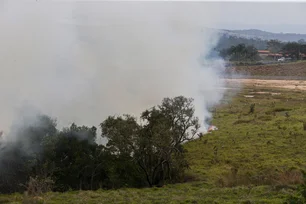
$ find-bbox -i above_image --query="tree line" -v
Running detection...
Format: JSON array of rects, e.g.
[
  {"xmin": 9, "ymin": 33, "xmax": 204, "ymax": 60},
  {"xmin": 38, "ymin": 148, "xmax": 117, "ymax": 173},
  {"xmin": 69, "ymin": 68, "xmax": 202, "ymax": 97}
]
[
  {"xmin": 0, "ymin": 96, "xmax": 200, "ymax": 194},
  {"xmin": 216, "ymin": 35, "xmax": 306, "ymax": 61},
  {"xmin": 218, "ymin": 43, "xmax": 260, "ymax": 62},
  {"xmin": 215, "ymin": 35, "xmax": 268, "ymax": 51}
]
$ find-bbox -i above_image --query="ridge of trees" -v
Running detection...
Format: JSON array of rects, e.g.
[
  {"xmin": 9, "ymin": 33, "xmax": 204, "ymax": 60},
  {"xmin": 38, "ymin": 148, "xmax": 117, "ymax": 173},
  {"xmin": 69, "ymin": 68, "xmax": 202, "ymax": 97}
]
[{"xmin": 216, "ymin": 36, "xmax": 306, "ymax": 61}]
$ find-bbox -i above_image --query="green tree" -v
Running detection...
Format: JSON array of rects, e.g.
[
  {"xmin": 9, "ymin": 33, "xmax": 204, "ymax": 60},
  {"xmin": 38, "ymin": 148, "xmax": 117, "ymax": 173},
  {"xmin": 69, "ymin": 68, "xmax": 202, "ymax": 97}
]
[
  {"xmin": 0, "ymin": 115, "xmax": 57, "ymax": 193},
  {"xmin": 101, "ymin": 96, "xmax": 199, "ymax": 187},
  {"xmin": 220, "ymin": 43, "xmax": 260, "ymax": 61},
  {"xmin": 245, "ymin": 45, "xmax": 260, "ymax": 61},
  {"xmin": 46, "ymin": 123, "xmax": 102, "ymax": 191},
  {"xmin": 282, "ymin": 42, "xmax": 301, "ymax": 60},
  {"xmin": 300, "ymin": 44, "xmax": 306, "ymax": 55},
  {"xmin": 267, "ymin": 39, "xmax": 283, "ymax": 53},
  {"xmin": 298, "ymin": 39, "xmax": 306, "ymax": 45},
  {"xmin": 216, "ymin": 34, "xmax": 268, "ymax": 51}
]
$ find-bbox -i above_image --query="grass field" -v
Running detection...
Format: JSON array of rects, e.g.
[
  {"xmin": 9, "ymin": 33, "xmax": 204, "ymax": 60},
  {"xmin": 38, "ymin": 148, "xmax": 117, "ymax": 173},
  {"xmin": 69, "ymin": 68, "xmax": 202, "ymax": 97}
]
[
  {"xmin": 0, "ymin": 184, "xmax": 292, "ymax": 204},
  {"xmin": 1, "ymin": 84, "xmax": 306, "ymax": 203},
  {"xmin": 185, "ymin": 86, "xmax": 306, "ymax": 187}
]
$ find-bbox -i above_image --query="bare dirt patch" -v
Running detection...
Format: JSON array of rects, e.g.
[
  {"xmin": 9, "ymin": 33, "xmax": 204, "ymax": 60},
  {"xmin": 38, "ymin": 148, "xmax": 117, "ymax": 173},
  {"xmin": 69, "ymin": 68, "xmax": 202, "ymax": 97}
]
[{"xmin": 225, "ymin": 79, "xmax": 306, "ymax": 90}]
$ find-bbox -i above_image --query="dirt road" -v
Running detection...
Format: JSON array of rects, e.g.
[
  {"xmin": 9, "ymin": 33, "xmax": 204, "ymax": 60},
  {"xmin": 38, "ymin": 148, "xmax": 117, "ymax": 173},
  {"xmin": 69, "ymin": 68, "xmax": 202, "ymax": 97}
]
[{"xmin": 225, "ymin": 79, "xmax": 306, "ymax": 90}]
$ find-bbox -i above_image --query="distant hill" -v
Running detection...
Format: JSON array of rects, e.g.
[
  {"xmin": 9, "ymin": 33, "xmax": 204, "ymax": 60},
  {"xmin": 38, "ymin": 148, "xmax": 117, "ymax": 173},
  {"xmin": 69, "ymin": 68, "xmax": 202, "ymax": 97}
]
[
  {"xmin": 215, "ymin": 32, "xmax": 268, "ymax": 51},
  {"xmin": 219, "ymin": 29, "xmax": 306, "ymax": 42}
]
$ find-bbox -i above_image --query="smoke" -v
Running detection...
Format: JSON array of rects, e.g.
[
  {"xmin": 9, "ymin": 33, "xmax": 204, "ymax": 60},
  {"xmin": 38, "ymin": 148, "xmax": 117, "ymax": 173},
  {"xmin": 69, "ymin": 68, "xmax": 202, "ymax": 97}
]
[{"xmin": 0, "ymin": 2, "xmax": 226, "ymax": 140}]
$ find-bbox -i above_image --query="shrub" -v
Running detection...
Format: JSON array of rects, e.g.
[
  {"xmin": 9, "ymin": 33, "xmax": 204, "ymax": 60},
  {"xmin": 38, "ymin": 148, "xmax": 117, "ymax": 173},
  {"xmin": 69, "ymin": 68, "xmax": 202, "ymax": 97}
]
[
  {"xmin": 249, "ymin": 104, "xmax": 255, "ymax": 114},
  {"xmin": 25, "ymin": 176, "xmax": 54, "ymax": 196},
  {"xmin": 285, "ymin": 171, "xmax": 306, "ymax": 204}
]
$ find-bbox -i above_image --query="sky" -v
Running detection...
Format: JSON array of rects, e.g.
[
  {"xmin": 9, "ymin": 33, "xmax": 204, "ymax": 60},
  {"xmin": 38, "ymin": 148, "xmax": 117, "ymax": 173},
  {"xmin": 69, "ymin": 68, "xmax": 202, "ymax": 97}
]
[
  {"xmin": 210, "ymin": 2, "xmax": 306, "ymax": 33},
  {"xmin": 1, "ymin": 1, "xmax": 306, "ymax": 33},
  {"xmin": 37, "ymin": 1, "xmax": 306, "ymax": 33},
  {"xmin": 72, "ymin": 1, "xmax": 305, "ymax": 34},
  {"xmin": 0, "ymin": 1, "xmax": 225, "ymax": 134}
]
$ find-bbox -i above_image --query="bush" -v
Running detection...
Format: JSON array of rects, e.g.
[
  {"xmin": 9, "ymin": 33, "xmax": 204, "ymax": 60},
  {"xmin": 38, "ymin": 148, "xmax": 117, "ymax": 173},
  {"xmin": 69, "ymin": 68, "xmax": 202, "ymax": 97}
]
[
  {"xmin": 285, "ymin": 171, "xmax": 306, "ymax": 204},
  {"xmin": 25, "ymin": 176, "xmax": 54, "ymax": 196},
  {"xmin": 249, "ymin": 104, "xmax": 255, "ymax": 114}
]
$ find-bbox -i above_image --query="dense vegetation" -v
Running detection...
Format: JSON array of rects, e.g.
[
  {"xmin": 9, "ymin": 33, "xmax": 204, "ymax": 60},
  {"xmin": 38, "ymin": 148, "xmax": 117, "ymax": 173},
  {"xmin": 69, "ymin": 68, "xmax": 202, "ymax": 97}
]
[
  {"xmin": 216, "ymin": 35, "xmax": 306, "ymax": 61},
  {"xmin": 219, "ymin": 43, "xmax": 260, "ymax": 62},
  {"xmin": 2, "ymin": 85, "xmax": 306, "ymax": 203},
  {"xmin": 0, "ymin": 96, "xmax": 200, "ymax": 194},
  {"xmin": 216, "ymin": 35, "xmax": 268, "ymax": 50}
]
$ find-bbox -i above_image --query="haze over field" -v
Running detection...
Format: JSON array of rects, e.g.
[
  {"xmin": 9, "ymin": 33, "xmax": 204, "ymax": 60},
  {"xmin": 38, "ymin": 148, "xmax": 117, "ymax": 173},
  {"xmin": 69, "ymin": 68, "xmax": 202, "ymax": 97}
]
[
  {"xmin": 0, "ymin": 1, "xmax": 227, "ymax": 137},
  {"xmin": 1, "ymin": 1, "xmax": 305, "ymax": 138}
]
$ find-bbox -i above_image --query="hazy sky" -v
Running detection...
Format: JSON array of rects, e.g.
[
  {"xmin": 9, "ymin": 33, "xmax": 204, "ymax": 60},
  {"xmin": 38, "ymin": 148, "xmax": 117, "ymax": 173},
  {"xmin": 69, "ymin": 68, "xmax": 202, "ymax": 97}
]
[
  {"xmin": 0, "ymin": 0, "xmax": 226, "ymax": 133},
  {"xmin": 37, "ymin": 1, "xmax": 306, "ymax": 33},
  {"xmin": 0, "ymin": 0, "xmax": 305, "ymax": 135},
  {"xmin": 211, "ymin": 2, "xmax": 306, "ymax": 33},
  {"xmin": 1, "ymin": 1, "xmax": 306, "ymax": 33}
]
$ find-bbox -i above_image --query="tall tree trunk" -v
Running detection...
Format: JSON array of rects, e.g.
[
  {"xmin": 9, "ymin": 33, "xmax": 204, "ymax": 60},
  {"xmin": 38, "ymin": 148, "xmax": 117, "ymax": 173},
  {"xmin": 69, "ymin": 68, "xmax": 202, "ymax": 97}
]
[
  {"xmin": 137, "ymin": 161, "xmax": 152, "ymax": 187},
  {"xmin": 79, "ymin": 179, "xmax": 82, "ymax": 191},
  {"xmin": 90, "ymin": 173, "xmax": 94, "ymax": 190}
]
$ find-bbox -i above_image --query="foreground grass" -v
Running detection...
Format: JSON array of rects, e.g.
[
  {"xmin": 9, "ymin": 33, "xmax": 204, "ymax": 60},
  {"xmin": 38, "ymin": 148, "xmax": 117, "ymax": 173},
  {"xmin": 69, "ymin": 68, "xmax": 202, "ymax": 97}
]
[
  {"xmin": 1, "ymin": 85, "xmax": 306, "ymax": 203},
  {"xmin": 0, "ymin": 184, "xmax": 294, "ymax": 203}
]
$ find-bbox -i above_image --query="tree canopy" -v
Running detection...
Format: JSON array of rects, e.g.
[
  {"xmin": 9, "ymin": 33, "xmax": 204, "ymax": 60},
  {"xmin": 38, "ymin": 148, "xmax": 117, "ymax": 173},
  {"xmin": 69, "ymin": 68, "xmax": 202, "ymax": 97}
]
[
  {"xmin": 219, "ymin": 44, "xmax": 260, "ymax": 61},
  {"xmin": 101, "ymin": 96, "xmax": 199, "ymax": 187},
  {"xmin": 216, "ymin": 36, "xmax": 306, "ymax": 62},
  {"xmin": 267, "ymin": 40, "xmax": 284, "ymax": 53},
  {"xmin": 282, "ymin": 42, "xmax": 306, "ymax": 60},
  {"xmin": 0, "ymin": 96, "xmax": 199, "ymax": 194}
]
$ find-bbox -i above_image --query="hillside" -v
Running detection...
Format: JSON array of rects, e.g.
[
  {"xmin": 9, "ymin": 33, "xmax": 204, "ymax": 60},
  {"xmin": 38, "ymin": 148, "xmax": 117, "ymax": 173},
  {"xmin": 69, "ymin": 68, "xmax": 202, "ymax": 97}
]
[
  {"xmin": 185, "ymin": 85, "xmax": 306, "ymax": 186},
  {"xmin": 2, "ymin": 84, "xmax": 306, "ymax": 203},
  {"xmin": 219, "ymin": 29, "xmax": 306, "ymax": 42},
  {"xmin": 213, "ymin": 28, "xmax": 306, "ymax": 51}
]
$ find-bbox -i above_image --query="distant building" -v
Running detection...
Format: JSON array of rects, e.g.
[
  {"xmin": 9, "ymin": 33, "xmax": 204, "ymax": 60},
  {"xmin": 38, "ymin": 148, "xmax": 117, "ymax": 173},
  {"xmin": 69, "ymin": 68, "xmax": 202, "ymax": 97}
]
[
  {"xmin": 258, "ymin": 50, "xmax": 270, "ymax": 59},
  {"xmin": 268, "ymin": 53, "xmax": 283, "ymax": 60},
  {"xmin": 258, "ymin": 50, "xmax": 284, "ymax": 60}
]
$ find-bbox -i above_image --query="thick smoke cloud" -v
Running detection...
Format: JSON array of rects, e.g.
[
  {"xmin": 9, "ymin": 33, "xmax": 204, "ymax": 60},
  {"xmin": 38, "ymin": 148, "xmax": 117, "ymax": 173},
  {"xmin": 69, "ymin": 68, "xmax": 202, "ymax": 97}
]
[{"xmin": 0, "ymin": 2, "xmax": 226, "ymax": 139}]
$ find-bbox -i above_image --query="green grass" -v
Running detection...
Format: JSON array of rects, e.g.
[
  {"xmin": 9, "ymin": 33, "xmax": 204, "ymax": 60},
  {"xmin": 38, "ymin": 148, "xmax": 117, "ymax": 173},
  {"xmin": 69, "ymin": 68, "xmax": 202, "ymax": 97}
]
[
  {"xmin": 185, "ymin": 86, "xmax": 306, "ymax": 188},
  {"xmin": 1, "ymin": 86, "xmax": 306, "ymax": 203},
  {"xmin": 0, "ymin": 184, "xmax": 294, "ymax": 203}
]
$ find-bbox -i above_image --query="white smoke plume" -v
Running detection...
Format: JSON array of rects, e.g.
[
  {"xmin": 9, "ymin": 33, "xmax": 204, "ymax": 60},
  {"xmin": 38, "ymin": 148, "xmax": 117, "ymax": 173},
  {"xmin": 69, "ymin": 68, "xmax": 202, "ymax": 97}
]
[{"xmin": 0, "ymin": 1, "xmax": 226, "ymax": 140}]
